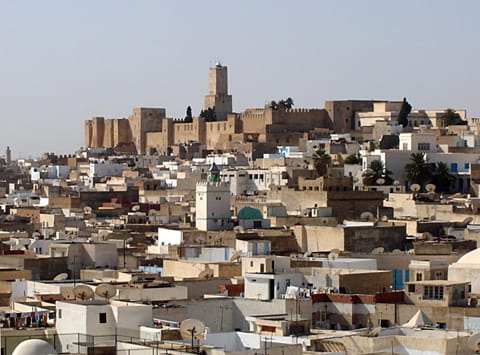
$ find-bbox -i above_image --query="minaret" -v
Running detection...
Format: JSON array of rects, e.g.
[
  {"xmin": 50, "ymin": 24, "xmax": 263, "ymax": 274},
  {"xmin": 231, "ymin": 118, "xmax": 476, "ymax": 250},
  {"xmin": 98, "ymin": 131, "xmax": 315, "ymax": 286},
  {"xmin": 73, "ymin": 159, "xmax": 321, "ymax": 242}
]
[
  {"xmin": 195, "ymin": 163, "xmax": 231, "ymax": 231},
  {"xmin": 204, "ymin": 63, "xmax": 233, "ymax": 121},
  {"xmin": 5, "ymin": 146, "xmax": 11, "ymax": 164}
]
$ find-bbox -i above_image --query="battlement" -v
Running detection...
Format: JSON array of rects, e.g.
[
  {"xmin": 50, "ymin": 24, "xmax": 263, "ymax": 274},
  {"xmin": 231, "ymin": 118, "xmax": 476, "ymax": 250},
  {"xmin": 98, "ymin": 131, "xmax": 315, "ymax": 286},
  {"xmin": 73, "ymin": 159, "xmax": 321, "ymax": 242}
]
[
  {"xmin": 196, "ymin": 181, "xmax": 230, "ymax": 188},
  {"xmin": 284, "ymin": 108, "xmax": 322, "ymax": 113}
]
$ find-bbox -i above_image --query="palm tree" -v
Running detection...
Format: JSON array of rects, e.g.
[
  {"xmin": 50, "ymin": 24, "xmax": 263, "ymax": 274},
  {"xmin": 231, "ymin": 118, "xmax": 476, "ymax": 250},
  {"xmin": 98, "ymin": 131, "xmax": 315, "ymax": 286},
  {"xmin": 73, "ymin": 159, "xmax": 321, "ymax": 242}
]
[
  {"xmin": 404, "ymin": 153, "xmax": 433, "ymax": 188},
  {"xmin": 432, "ymin": 162, "xmax": 455, "ymax": 193},
  {"xmin": 312, "ymin": 149, "xmax": 331, "ymax": 176},
  {"xmin": 363, "ymin": 160, "xmax": 393, "ymax": 186}
]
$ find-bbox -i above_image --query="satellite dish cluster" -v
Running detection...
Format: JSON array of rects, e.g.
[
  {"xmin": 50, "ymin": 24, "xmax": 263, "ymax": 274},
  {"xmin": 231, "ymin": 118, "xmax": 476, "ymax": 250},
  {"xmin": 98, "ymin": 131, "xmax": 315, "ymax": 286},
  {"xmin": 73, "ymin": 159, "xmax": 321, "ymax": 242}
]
[{"xmin": 72, "ymin": 284, "xmax": 117, "ymax": 301}]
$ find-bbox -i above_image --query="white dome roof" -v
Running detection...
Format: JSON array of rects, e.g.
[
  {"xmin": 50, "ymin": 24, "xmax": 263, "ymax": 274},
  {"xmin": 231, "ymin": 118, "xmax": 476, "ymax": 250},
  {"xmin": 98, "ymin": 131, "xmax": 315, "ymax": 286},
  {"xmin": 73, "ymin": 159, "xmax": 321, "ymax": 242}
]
[
  {"xmin": 456, "ymin": 248, "xmax": 480, "ymax": 265},
  {"xmin": 12, "ymin": 339, "xmax": 57, "ymax": 355}
]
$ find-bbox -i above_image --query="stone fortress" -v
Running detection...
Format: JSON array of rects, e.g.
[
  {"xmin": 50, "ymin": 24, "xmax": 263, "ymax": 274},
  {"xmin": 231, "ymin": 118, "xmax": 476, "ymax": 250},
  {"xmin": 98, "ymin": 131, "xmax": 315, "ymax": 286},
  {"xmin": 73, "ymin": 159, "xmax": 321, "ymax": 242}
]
[{"xmin": 85, "ymin": 64, "xmax": 384, "ymax": 156}]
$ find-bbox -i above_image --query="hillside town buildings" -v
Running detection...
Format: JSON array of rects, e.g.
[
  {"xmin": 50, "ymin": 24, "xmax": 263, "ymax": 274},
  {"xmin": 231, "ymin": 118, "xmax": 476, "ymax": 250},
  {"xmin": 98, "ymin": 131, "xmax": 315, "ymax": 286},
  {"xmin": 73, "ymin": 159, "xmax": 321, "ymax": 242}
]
[{"xmin": 4, "ymin": 65, "xmax": 480, "ymax": 354}]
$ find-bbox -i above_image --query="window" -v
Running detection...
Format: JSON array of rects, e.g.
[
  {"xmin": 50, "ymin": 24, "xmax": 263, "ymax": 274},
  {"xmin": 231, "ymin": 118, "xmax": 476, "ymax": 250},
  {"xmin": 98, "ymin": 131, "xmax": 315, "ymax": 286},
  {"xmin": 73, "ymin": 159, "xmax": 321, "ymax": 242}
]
[
  {"xmin": 408, "ymin": 285, "xmax": 415, "ymax": 293},
  {"xmin": 416, "ymin": 272, "xmax": 423, "ymax": 281},
  {"xmin": 58, "ymin": 309, "xmax": 62, "ymax": 319},
  {"xmin": 253, "ymin": 221, "xmax": 262, "ymax": 228},
  {"xmin": 99, "ymin": 312, "xmax": 107, "ymax": 323},
  {"xmin": 418, "ymin": 143, "xmax": 430, "ymax": 151},
  {"xmin": 465, "ymin": 163, "xmax": 470, "ymax": 170},
  {"xmin": 423, "ymin": 285, "xmax": 444, "ymax": 300},
  {"xmin": 450, "ymin": 163, "xmax": 458, "ymax": 173}
]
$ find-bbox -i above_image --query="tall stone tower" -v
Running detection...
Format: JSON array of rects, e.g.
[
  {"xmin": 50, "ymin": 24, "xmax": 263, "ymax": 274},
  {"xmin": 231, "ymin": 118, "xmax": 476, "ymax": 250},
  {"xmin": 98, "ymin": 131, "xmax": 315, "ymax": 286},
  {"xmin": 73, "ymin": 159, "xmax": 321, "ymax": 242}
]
[
  {"xmin": 204, "ymin": 63, "xmax": 233, "ymax": 121},
  {"xmin": 5, "ymin": 146, "xmax": 11, "ymax": 164},
  {"xmin": 195, "ymin": 163, "xmax": 231, "ymax": 231}
]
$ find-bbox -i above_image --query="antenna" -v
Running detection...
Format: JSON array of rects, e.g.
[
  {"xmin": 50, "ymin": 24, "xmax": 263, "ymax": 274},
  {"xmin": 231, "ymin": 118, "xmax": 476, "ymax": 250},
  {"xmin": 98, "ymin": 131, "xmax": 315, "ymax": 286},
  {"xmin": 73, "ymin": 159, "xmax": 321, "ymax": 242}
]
[
  {"xmin": 73, "ymin": 285, "xmax": 94, "ymax": 300},
  {"xmin": 328, "ymin": 251, "xmax": 339, "ymax": 260},
  {"xmin": 131, "ymin": 205, "xmax": 141, "ymax": 212},
  {"xmin": 53, "ymin": 273, "xmax": 69, "ymax": 281},
  {"xmin": 229, "ymin": 250, "xmax": 242, "ymax": 262},
  {"xmin": 360, "ymin": 211, "xmax": 375, "ymax": 221},
  {"xmin": 410, "ymin": 184, "xmax": 421, "ymax": 192},
  {"xmin": 95, "ymin": 284, "xmax": 117, "ymax": 299},
  {"xmin": 467, "ymin": 332, "xmax": 480, "ymax": 352},
  {"xmin": 367, "ymin": 326, "xmax": 382, "ymax": 337},
  {"xmin": 371, "ymin": 247, "xmax": 384, "ymax": 254},
  {"xmin": 421, "ymin": 232, "xmax": 434, "ymax": 241},
  {"xmin": 180, "ymin": 318, "xmax": 206, "ymax": 349},
  {"xmin": 198, "ymin": 268, "xmax": 214, "ymax": 279}
]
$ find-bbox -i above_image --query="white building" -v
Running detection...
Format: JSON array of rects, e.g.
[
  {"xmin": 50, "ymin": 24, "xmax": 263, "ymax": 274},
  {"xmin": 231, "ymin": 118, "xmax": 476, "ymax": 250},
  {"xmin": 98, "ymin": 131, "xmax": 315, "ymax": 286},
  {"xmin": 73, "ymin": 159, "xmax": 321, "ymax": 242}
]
[
  {"xmin": 56, "ymin": 300, "xmax": 153, "ymax": 353},
  {"xmin": 195, "ymin": 164, "xmax": 232, "ymax": 231}
]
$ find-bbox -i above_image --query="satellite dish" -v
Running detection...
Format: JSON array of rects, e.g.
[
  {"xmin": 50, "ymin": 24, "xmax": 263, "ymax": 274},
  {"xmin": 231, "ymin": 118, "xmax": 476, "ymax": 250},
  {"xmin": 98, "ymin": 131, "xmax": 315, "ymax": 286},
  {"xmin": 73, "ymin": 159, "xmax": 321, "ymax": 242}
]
[
  {"xmin": 328, "ymin": 252, "xmax": 339, "ymax": 260},
  {"xmin": 180, "ymin": 318, "xmax": 206, "ymax": 348},
  {"xmin": 83, "ymin": 206, "xmax": 92, "ymax": 214},
  {"xmin": 421, "ymin": 232, "xmax": 434, "ymax": 241},
  {"xmin": 376, "ymin": 178, "xmax": 385, "ymax": 186},
  {"xmin": 456, "ymin": 216, "xmax": 474, "ymax": 227},
  {"xmin": 392, "ymin": 249, "xmax": 402, "ymax": 255},
  {"xmin": 229, "ymin": 250, "xmax": 242, "ymax": 262},
  {"xmin": 367, "ymin": 326, "xmax": 382, "ymax": 337},
  {"xmin": 131, "ymin": 205, "xmax": 141, "ymax": 212},
  {"xmin": 360, "ymin": 211, "xmax": 375, "ymax": 221},
  {"xmin": 393, "ymin": 180, "xmax": 400, "ymax": 186},
  {"xmin": 198, "ymin": 268, "xmax": 214, "ymax": 279},
  {"xmin": 73, "ymin": 285, "xmax": 94, "ymax": 300},
  {"xmin": 426, "ymin": 184, "xmax": 436, "ymax": 193},
  {"xmin": 213, "ymin": 232, "xmax": 224, "ymax": 244},
  {"xmin": 196, "ymin": 236, "xmax": 206, "ymax": 244},
  {"xmin": 371, "ymin": 247, "xmax": 384, "ymax": 254},
  {"xmin": 468, "ymin": 332, "xmax": 480, "ymax": 352},
  {"xmin": 53, "ymin": 273, "xmax": 68, "ymax": 281},
  {"xmin": 95, "ymin": 284, "xmax": 117, "ymax": 299},
  {"xmin": 410, "ymin": 184, "xmax": 421, "ymax": 192}
]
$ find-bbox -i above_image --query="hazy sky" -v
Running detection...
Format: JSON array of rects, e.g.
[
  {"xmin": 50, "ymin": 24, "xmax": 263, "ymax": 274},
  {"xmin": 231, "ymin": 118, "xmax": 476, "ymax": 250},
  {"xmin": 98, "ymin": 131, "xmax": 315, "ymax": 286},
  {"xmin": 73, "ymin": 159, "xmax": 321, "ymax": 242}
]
[{"xmin": 1, "ymin": 1, "xmax": 479, "ymax": 158}]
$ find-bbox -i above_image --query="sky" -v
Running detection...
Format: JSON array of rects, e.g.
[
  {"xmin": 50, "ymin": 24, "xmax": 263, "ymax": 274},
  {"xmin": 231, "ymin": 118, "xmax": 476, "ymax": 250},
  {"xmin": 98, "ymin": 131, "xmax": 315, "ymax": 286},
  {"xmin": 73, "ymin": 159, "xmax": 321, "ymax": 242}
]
[{"xmin": 1, "ymin": 1, "xmax": 479, "ymax": 158}]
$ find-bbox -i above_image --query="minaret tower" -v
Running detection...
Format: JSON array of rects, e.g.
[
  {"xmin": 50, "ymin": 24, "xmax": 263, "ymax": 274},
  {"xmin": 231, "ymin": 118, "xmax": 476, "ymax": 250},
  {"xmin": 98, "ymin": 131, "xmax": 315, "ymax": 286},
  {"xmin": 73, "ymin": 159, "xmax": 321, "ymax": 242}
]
[{"xmin": 195, "ymin": 163, "xmax": 231, "ymax": 231}]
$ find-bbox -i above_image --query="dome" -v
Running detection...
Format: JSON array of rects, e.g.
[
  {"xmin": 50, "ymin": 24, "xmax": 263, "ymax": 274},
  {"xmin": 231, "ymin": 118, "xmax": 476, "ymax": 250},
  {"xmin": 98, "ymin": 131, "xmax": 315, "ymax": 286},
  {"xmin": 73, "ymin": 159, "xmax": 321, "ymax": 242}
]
[
  {"xmin": 237, "ymin": 206, "xmax": 262, "ymax": 220},
  {"xmin": 455, "ymin": 248, "xmax": 480, "ymax": 265},
  {"xmin": 12, "ymin": 339, "xmax": 57, "ymax": 355}
]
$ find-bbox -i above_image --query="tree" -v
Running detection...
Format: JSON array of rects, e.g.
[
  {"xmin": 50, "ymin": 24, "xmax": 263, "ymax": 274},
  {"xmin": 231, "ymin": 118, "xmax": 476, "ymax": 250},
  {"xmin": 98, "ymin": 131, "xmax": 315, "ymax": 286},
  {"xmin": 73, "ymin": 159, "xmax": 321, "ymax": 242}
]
[
  {"xmin": 312, "ymin": 149, "xmax": 331, "ymax": 176},
  {"xmin": 440, "ymin": 108, "xmax": 466, "ymax": 127},
  {"xmin": 363, "ymin": 160, "xmax": 393, "ymax": 186},
  {"xmin": 270, "ymin": 97, "xmax": 294, "ymax": 110},
  {"xmin": 432, "ymin": 161, "xmax": 455, "ymax": 193},
  {"xmin": 404, "ymin": 153, "xmax": 433, "ymax": 187},
  {"xmin": 284, "ymin": 97, "xmax": 294, "ymax": 109},
  {"xmin": 397, "ymin": 97, "xmax": 412, "ymax": 128},
  {"xmin": 344, "ymin": 154, "xmax": 360, "ymax": 165},
  {"xmin": 184, "ymin": 106, "xmax": 193, "ymax": 122},
  {"xmin": 200, "ymin": 107, "xmax": 216, "ymax": 122}
]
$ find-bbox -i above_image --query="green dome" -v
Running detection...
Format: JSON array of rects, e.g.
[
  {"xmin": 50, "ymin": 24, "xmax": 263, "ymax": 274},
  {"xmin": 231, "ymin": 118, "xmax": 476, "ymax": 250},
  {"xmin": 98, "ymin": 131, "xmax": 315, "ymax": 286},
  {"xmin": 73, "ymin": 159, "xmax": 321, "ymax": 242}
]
[{"xmin": 237, "ymin": 206, "xmax": 262, "ymax": 220}]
